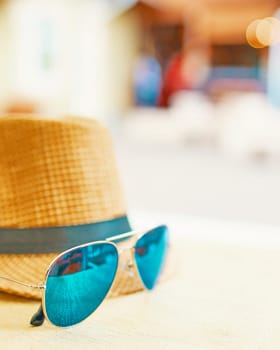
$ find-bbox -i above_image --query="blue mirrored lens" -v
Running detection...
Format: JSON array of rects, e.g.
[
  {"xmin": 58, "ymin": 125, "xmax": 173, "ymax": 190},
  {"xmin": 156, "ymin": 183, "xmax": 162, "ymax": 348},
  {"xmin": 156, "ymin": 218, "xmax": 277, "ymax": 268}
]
[
  {"xmin": 134, "ymin": 226, "xmax": 169, "ymax": 290},
  {"xmin": 44, "ymin": 242, "xmax": 118, "ymax": 327}
]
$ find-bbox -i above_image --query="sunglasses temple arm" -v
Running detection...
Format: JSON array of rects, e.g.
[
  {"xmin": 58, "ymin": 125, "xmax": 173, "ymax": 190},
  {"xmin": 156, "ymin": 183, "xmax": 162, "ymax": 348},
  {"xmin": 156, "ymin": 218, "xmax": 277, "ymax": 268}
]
[
  {"xmin": 30, "ymin": 304, "xmax": 45, "ymax": 327},
  {"xmin": 106, "ymin": 231, "xmax": 136, "ymax": 242}
]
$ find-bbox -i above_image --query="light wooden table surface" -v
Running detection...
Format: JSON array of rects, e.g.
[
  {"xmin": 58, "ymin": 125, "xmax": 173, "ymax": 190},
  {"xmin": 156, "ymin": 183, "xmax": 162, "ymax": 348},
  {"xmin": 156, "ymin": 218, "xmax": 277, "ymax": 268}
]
[{"xmin": 1, "ymin": 214, "xmax": 280, "ymax": 349}]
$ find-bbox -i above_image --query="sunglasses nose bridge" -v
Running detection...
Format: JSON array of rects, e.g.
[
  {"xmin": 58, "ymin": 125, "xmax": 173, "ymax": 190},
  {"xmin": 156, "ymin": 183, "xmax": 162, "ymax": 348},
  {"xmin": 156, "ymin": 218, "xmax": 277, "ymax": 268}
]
[{"xmin": 118, "ymin": 246, "xmax": 136, "ymax": 276}]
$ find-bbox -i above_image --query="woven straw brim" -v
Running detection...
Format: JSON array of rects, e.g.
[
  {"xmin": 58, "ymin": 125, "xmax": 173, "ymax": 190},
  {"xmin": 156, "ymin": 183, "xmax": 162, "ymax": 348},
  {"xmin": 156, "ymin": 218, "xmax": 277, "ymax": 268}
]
[
  {"xmin": 0, "ymin": 241, "xmax": 174, "ymax": 299},
  {"xmin": 0, "ymin": 249, "xmax": 144, "ymax": 300}
]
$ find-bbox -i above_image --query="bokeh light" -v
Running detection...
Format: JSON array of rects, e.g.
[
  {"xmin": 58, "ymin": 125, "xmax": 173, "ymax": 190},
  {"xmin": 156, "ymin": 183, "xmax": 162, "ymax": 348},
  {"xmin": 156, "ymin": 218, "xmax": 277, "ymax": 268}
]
[
  {"xmin": 246, "ymin": 20, "xmax": 265, "ymax": 49},
  {"xmin": 247, "ymin": 17, "xmax": 280, "ymax": 48}
]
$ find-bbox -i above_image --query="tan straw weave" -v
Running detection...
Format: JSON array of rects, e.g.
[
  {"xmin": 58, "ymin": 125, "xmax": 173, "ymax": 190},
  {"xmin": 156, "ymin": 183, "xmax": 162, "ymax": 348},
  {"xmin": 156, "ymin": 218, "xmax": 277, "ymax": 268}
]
[{"xmin": 0, "ymin": 115, "xmax": 148, "ymax": 299}]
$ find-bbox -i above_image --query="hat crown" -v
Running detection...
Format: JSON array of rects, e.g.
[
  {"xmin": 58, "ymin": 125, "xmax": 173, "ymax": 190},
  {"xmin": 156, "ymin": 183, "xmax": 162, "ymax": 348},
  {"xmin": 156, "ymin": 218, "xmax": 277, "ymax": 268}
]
[{"xmin": 0, "ymin": 116, "xmax": 126, "ymax": 228}]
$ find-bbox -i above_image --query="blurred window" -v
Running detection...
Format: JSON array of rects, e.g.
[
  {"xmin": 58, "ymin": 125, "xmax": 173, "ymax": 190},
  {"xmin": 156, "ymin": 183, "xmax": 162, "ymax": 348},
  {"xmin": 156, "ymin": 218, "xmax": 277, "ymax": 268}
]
[
  {"xmin": 212, "ymin": 45, "xmax": 259, "ymax": 67},
  {"xmin": 211, "ymin": 44, "xmax": 263, "ymax": 80}
]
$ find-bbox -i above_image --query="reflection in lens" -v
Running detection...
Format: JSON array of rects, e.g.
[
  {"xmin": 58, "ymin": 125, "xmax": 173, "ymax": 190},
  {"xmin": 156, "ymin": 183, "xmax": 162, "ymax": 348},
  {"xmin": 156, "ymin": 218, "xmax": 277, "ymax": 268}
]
[
  {"xmin": 44, "ymin": 242, "xmax": 118, "ymax": 327},
  {"xmin": 135, "ymin": 226, "xmax": 169, "ymax": 290}
]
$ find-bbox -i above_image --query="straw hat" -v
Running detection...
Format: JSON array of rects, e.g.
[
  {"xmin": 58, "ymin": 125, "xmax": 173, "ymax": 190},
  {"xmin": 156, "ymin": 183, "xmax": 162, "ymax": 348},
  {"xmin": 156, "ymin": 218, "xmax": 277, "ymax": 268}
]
[{"xmin": 0, "ymin": 115, "xmax": 145, "ymax": 299}]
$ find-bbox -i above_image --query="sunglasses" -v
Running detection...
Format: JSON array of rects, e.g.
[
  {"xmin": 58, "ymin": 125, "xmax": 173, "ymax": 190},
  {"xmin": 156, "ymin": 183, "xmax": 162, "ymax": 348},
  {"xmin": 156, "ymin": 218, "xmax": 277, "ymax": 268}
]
[{"xmin": 0, "ymin": 225, "xmax": 169, "ymax": 328}]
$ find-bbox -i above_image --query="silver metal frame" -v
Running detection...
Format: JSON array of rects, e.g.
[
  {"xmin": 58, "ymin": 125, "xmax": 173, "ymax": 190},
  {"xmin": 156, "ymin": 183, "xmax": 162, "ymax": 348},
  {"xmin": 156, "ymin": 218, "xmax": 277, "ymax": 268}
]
[
  {"xmin": 0, "ymin": 226, "xmax": 166, "ymax": 327},
  {"xmin": 0, "ymin": 275, "xmax": 45, "ymax": 290}
]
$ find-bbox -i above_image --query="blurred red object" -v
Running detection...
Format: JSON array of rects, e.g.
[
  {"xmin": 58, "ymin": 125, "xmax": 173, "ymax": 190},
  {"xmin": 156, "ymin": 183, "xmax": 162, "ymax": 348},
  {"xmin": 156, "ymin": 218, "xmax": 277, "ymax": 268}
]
[{"xmin": 158, "ymin": 53, "xmax": 190, "ymax": 107}]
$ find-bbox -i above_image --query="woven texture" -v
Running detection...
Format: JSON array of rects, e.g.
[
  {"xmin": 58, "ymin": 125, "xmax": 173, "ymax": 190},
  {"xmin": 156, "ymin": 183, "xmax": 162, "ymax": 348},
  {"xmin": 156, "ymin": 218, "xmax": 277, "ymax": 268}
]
[
  {"xmin": 0, "ymin": 116, "xmax": 126, "ymax": 227},
  {"xmin": 0, "ymin": 243, "xmax": 173, "ymax": 299},
  {"xmin": 0, "ymin": 115, "xmax": 147, "ymax": 298},
  {"xmin": 0, "ymin": 251, "xmax": 145, "ymax": 299}
]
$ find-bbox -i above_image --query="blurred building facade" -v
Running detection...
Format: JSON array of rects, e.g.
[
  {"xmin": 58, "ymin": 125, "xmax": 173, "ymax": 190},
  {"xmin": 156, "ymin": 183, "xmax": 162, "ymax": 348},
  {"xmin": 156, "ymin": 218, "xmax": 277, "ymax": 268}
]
[
  {"xmin": 109, "ymin": 0, "xmax": 280, "ymax": 110},
  {"xmin": 0, "ymin": 0, "xmax": 278, "ymax": 117}
]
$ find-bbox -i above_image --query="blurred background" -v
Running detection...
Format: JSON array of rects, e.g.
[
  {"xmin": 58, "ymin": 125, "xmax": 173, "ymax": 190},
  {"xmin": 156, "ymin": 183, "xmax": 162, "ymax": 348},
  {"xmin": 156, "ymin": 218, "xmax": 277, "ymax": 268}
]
[{"xmin": 1, "ymin": 0, "xmax": 280, "ymax": 226}]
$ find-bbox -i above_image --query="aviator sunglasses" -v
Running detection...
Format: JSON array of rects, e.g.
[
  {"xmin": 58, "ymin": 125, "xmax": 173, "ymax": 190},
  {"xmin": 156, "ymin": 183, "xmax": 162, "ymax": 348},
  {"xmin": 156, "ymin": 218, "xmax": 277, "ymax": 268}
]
[{"xmin": 0, "ymin": 225, "xmax": 169, "ymax": 328}]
